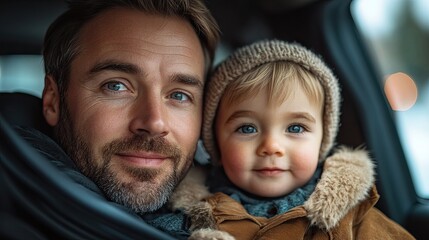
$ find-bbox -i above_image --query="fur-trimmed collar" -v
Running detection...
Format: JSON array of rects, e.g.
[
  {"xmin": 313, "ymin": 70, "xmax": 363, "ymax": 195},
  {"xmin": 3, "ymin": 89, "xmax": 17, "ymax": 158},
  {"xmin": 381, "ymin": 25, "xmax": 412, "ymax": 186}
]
[
  {"xmin": 169, "ymin": 146, "xmax": 374, "ymax": 231},
  {"xmin": 303, "ymin": 146, "xmax": 374, "ymax": 229}
]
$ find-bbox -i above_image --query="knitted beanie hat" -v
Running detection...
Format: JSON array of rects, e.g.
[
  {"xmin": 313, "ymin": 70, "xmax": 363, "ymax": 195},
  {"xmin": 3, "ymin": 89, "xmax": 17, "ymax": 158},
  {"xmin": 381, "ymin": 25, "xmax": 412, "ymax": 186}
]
[{"xmin": 202, "ymin": 39, "xmax": 340, "ymax": 165}]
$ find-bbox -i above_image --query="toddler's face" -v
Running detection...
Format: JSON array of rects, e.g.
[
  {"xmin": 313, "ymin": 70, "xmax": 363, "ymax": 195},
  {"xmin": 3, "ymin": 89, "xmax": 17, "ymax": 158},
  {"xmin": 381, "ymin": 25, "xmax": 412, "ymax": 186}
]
[{"xmin": 215, "ymin": 85, "xmax": 323, "ymax": 197}]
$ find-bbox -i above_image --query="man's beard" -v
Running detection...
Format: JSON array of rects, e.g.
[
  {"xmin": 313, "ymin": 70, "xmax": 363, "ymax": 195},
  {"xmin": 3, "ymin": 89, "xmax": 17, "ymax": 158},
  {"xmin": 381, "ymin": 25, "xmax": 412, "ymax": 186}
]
[{"xmin": 54, "ymin": 103, "xmax": 194, "ymax": 214}]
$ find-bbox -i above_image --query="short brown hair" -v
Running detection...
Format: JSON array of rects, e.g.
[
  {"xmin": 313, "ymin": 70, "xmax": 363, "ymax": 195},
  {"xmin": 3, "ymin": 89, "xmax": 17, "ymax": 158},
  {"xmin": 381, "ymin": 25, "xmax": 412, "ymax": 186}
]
[
  {"xmin": 43, "ymin": 0, "xmax": 220, "ymax": 95},
  {"xmin": 221, "ymin": 61, "xmax": 324, "ymax": 110}
]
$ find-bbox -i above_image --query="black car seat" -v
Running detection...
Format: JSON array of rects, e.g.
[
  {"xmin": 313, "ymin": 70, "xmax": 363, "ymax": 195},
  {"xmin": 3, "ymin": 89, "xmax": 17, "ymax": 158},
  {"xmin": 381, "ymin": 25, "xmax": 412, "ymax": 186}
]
[{"xmin": 0, "ymin": 92, "xmax": 52, "ymax": 136}]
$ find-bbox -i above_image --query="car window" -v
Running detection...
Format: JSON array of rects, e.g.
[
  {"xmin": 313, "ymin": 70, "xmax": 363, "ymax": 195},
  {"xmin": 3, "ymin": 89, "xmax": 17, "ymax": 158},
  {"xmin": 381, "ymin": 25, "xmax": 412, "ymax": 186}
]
[
  {"xmin": 352, "ymin": 0, "xmax": 429, "ymax": 199},
  {"xmin": 0, "ymin": 55, "xmax": 44, "ymax": 97}
]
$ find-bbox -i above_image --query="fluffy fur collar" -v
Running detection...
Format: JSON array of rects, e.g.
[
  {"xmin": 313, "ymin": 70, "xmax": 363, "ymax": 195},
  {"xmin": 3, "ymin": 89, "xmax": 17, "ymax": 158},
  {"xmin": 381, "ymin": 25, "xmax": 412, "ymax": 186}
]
[
  {"xmin": 169, "ymin": 146, "xmax": 374, "ymax": 231},
  {"xmin": 303, "ymin": 146, "xmax": 374, "ymax": 229}
]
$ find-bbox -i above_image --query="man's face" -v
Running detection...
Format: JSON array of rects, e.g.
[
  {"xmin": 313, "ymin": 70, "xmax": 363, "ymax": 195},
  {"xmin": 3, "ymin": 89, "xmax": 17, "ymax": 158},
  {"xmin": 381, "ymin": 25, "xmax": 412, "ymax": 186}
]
[{"xmin": 50, "ymin": 8, "xmax": 205, "ymax": 213}]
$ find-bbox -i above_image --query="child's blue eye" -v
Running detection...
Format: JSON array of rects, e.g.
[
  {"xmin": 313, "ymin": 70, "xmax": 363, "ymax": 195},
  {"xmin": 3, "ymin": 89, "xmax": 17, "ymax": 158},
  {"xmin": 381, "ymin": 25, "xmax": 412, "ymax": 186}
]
[
  {"xmin": 287, "ymin": 125, "xmax": 304, "ymax": 133},
  {"xmin": 237, "ymin": 125, "xmax": 257, "ymax": 134}
]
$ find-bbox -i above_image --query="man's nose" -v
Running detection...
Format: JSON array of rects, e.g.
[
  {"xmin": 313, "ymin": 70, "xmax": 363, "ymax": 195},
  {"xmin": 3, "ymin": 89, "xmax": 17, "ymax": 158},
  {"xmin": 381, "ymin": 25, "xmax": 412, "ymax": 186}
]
[
  {"xmin": 129, "ymin": 95, "xmax": 168, "ymax": 137},
  {"xmin": 256, "ymin": 133, "xmax": 285, "ymax": 157}
]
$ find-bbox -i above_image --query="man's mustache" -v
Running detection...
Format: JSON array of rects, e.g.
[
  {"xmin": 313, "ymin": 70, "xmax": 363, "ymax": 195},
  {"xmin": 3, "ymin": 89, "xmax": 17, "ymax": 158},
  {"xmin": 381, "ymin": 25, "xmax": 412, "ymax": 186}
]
[{"xmin": 102, "ymin": 135, "xmax": 182, "ymax": 161}]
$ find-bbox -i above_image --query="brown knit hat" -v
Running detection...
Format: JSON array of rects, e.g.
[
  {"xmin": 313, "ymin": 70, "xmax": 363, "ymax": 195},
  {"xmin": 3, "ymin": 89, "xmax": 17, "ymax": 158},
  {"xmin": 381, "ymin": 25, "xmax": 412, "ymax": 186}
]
[{"xmin": 202, "ymin": 40, "xmax": 340, "ymax": 165}]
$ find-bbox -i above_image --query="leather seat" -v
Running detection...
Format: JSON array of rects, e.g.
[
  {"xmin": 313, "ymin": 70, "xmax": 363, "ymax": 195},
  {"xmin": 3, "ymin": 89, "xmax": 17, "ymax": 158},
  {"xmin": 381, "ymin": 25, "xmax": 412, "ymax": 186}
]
[{"xmin": 0, "ymin": 92, "xmax": 52, "ymax": 136}]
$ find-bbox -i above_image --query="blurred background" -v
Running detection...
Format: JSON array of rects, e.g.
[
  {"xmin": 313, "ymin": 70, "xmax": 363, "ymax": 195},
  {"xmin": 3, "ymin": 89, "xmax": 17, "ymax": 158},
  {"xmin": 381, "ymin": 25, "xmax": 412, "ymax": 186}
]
[{"xmin": 352, "ymin": 0, "xmax": 429, "ymax": 199}]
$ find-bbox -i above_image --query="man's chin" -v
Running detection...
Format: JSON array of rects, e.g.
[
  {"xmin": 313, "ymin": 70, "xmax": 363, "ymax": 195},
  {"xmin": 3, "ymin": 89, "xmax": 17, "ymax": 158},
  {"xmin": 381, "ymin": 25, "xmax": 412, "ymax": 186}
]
[
  {"xmin": 116, "ymin": 181, "xmax": 174, "ymax": 213},
  {"xmin": 98, "ymin": 168, "xmax": 178, "ymax": 214}
]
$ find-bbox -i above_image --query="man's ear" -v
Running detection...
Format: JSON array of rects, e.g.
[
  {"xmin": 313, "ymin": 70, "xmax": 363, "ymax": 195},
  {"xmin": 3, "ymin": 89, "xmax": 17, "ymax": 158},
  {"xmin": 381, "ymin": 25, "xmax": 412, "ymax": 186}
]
[{"xmin": 42, "ymin": 75, "xmax": 60, "ymax": 126}]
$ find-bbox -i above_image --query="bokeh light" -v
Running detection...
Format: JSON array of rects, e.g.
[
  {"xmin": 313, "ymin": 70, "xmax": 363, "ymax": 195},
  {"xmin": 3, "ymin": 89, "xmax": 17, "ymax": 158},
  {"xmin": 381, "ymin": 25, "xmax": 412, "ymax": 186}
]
[{"xmin": 384, "ymin": 72, "xmax": 418, "ymax": 111}]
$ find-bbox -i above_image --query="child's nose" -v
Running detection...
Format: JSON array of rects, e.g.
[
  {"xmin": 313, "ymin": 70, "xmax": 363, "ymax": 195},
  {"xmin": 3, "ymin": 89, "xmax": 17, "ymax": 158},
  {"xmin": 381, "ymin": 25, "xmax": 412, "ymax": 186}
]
[{"xmin": 256, "ymin": 133, "xmax": 285, "ymax": 157}]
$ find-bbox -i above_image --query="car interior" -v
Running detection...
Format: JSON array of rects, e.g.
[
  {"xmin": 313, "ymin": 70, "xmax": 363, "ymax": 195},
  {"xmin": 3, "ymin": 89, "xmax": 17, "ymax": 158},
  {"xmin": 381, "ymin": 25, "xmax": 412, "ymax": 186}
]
[{"xmin": 1, "ymin": 0, "xmax": 428, "ymax": 239}]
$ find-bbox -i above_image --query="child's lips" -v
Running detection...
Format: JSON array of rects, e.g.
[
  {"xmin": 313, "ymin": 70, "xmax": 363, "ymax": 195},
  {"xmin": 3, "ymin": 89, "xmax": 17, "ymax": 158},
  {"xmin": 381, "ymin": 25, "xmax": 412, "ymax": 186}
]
[{"xmin": 253, "ymin": 168, "xmax": 286, "ymax": 177}]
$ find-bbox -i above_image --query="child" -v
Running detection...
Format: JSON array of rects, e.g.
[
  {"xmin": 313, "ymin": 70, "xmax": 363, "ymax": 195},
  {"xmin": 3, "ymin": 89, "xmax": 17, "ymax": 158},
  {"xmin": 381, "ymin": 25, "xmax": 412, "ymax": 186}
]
[{"xmin": 166, "ymin": 40, "xmax": 415, "ymax": 239}]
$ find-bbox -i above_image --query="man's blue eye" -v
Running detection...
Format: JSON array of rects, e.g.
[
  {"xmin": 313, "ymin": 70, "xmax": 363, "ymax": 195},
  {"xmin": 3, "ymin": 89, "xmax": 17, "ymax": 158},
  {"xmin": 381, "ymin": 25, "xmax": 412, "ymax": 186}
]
[
  {"xmin": 171, "ymin": 92, "xmax": 189, "ymax": 101},
  {"xmin": 237, "ymin": 125, "xmax": 257, "ymax": 134},
  {"xmin": 106, "ymin": 82, "xmax": 126, "ymax": 91},
  {"xmin": 287, "ymin": 125, "xmax": 304, "ymax": 133}
]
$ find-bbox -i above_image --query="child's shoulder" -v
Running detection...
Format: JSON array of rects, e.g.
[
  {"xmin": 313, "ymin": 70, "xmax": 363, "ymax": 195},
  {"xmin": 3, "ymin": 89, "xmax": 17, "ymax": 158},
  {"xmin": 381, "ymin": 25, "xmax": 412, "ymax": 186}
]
[{"xmin": 304, "ymin": 146, "xmax": 375, "ymax": 230}]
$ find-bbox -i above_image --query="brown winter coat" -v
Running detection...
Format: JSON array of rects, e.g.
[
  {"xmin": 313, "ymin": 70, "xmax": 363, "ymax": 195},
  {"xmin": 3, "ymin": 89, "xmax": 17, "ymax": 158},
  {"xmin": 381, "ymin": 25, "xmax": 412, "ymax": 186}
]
[{"xmin": 169, "ymin": 147, "xmax": 415, "ymax": 239}]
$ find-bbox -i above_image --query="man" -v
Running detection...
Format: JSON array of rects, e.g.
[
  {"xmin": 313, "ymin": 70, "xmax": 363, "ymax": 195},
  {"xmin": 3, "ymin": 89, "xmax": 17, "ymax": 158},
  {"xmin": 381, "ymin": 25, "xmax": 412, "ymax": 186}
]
[{"xmin": 33, "ymin": 0, "xmax": 219, "ymax": 214}]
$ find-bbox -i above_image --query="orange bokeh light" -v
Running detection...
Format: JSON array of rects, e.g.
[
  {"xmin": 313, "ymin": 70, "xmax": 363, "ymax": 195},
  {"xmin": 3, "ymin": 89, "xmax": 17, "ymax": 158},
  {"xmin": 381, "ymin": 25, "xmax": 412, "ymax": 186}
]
[{"xmin": 384, "ymin": 72, "xmax": 418, "ymax": 111}]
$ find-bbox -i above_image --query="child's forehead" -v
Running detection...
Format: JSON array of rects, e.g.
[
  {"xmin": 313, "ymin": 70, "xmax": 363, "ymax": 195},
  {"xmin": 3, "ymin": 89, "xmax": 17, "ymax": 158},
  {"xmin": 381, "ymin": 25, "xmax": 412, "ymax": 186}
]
[
  {"xmin": 222, "ymin": 83, "xmax": 315, "ymax": 104},
  {"xmin": 222, "ymin": 76, "xmax": 322, "ymax": 106}
]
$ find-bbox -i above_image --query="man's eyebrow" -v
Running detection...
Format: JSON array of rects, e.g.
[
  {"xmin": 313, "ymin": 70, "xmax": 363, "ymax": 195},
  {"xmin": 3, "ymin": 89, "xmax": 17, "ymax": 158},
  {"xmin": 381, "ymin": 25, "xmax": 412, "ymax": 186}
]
[
  {"xmin": 171, "ymin": 74, "xmax": 204, "ymax": 90},
  {"xmin": 88, "ymin": 60, "xmax": 203, "ymax": 89},
  {"xmin": 89, "ymin": 60, "xmax": 140, "ymax": 75}
]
